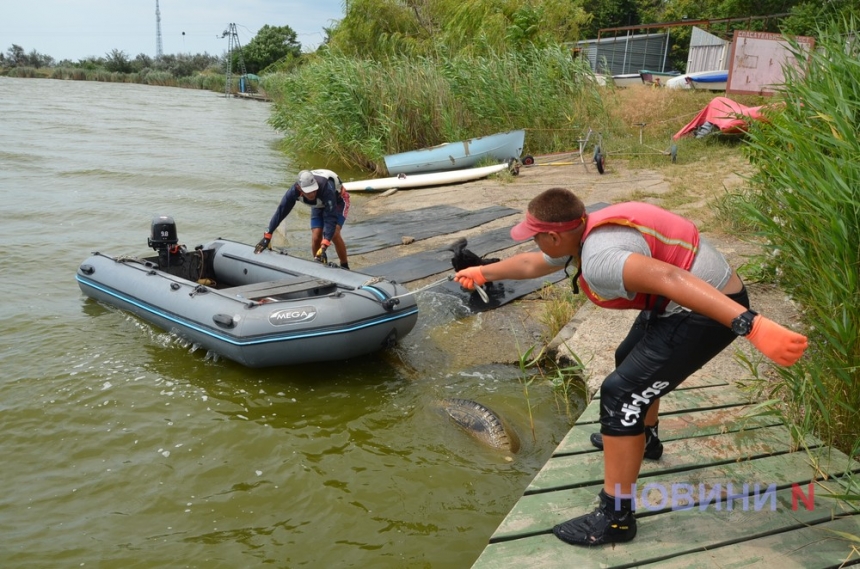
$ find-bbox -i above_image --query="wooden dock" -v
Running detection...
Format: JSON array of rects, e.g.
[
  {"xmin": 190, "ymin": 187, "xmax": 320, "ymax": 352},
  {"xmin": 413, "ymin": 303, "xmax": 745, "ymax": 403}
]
[
  {"xmin": 233, "ymin": 92, "xmax": 271, "ymax": 102},
  {"xmin": 471, "ymin": 377, "xmax": 860, "ymax": 568}
]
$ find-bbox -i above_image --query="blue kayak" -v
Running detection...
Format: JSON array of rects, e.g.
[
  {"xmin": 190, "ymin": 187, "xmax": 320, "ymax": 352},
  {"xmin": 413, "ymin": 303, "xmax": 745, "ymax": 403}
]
[{"xmin": 384, "ymin": 130, "xmax": 525, "ymax": 175}]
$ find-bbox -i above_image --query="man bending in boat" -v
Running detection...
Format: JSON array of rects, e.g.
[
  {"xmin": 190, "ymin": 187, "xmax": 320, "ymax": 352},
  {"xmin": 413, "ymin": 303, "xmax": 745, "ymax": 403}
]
[{"xmin": 255, "ymin": 169, "xmax": 351, "ymax": 269}]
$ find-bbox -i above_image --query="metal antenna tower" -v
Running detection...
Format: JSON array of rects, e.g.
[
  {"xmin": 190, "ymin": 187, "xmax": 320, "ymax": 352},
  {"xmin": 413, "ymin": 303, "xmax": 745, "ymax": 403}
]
[
  {"xmin": 222, "ymin": 23, "xmax": 248, "ymax": 97},
  {"xmin": 155, "ymin": 0, "xmax": 163, "ymax": 58}
]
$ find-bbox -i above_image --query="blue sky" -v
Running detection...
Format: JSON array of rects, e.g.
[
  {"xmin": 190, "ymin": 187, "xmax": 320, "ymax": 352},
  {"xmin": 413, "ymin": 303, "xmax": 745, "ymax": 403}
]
[{"xmin": 2, "ymin": 1, "xmax": 345, "ymax": 62}]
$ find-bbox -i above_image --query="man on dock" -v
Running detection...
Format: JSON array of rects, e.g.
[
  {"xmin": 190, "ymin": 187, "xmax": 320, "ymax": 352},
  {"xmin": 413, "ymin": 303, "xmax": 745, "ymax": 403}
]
[
  {"xmin": 454, "ymin": 188, "xmax": 807, "ymax": 546},
  {"xmin": 255, "ymin": 169, "xmax": 351, "ymax": 269}
]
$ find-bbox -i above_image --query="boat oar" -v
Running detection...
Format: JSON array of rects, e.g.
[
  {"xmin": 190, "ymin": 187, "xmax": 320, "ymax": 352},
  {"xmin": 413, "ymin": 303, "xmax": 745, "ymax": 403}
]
[{"xmin": 380, "ymin": 275, "xmax": 490, "ymax": 309}]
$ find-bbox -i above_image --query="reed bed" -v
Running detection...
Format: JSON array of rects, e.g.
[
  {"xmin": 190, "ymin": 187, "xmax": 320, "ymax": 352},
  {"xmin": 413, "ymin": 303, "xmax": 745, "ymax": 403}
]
[
  {"xmin": 4, "ymin": 66, "xmax": 40, "ymax": 78},
  {"xmin": 15, "ymin": 66, "xmax": 225, "ymax": 92},
  {"xmin": 263, "ymin": 46, "xmax": 608, "ymax": 172},
  {"xmin": 731, "ymin": 17, "xmax": 859, "ymax": 459}
]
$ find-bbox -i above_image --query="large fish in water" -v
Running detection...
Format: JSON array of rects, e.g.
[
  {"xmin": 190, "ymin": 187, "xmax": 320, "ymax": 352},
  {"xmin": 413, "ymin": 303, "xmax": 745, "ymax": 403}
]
[{"xmin": 438, "ymin": 398, "xmax": 520, "ymax": 453}]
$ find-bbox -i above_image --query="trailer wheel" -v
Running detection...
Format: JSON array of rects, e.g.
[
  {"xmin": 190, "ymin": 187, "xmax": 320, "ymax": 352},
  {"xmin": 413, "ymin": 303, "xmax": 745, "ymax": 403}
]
[
  {"xmin": 593, "ymin": 146, "xmax": 605, "ymax": 174},
  {"xmin": 670, "ymin": 144, "xmax": 678, "ymax": 163},
  {"xmin": 521, "ymin": 155, "xmax": 535, "ymax": 166}
]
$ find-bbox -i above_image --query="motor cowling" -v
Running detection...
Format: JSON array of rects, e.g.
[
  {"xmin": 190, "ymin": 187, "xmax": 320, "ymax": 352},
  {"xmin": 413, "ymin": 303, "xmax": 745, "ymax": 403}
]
[
  {"xmin": 148, "ymin": 215, "xmax": 178, "ymax": 250},
  {"xmin": 148, "ymin": 215, "xmax": 184, "ymax": 268}
]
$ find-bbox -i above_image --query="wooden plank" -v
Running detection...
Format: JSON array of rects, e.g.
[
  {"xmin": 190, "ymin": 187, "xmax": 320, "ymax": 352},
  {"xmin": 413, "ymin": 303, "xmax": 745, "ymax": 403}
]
[
  {"xmin": 489, "ymin": 446, "xmax": 857, "ymax": 542},
  {"xmin": 528, "ymin": 426, "xmax": 823, "ymax": 492},
  {"xmin": 640, "ymin": 514, "xmax": 860, "ymax": 568},
  {"xmin": 555, "ymin": 405, "xmax": 782, "ymax": 455},
  {"xmin": 473, "ymin": 482, "xmax": 856, "ymax": 569},
  {"xmin": 576, "ymin": 385, "xmax": 753, "ymax": 425}
]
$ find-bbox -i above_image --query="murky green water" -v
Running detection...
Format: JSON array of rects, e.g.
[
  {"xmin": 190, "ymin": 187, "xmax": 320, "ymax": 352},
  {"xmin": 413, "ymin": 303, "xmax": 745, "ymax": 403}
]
[{"xmin": 0, "ymin": 77, "xmax": 583, "ymax": 567}]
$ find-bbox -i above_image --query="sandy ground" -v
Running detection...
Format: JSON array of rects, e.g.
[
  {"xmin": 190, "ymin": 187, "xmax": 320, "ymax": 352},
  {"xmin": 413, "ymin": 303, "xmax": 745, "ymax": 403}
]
[{"xmin": 349, "ymin": 158, "xmax": 801, "ymax": 395}]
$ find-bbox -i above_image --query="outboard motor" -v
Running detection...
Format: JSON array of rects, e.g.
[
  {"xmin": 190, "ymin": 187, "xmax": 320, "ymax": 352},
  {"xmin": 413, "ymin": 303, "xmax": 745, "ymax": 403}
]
[{"xmin": 148, "ymin": 215, "xmax": 184, "ymax": 268}]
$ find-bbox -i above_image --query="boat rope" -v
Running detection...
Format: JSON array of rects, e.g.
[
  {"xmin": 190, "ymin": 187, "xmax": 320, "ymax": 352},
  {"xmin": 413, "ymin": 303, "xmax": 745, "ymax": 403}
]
[
  {"xmin": 384, "ymin": 275, "xmax": 490, "ymax": 304},
  {"xmin": 386, "ymin": 276, "xmax": 453, "ymax": 300},
  {"xmin": 360, "ymin": 276, "xmax": 387, "ymax": 286},
  {"xmin": 114, "ymin": 255, "xmax": 150, "ymax": 264}
]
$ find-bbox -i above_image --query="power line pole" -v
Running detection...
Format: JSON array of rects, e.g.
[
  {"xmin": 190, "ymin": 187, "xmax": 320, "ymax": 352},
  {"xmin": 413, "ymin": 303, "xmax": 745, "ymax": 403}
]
[
  {"xmin": 155, "ymin": 0, "xmax": 163, "ymax": 58},
  {"xmin": 222, "ymin": 23, "xmax": 248, "ymax": 97}
]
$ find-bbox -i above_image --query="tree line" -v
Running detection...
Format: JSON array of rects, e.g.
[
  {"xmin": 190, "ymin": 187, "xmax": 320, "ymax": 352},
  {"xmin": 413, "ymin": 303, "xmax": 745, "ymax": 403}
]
[
  {"xmin": 320, "ymin": 0, "xmax": 858, "ymax": 68},
  {"xmin": 0, "ymin": 24, "xmax": 302, "ymax": 77},
  {"xmin": 3, "ymin": 0, "xmax": 857, "ymax": 80}
]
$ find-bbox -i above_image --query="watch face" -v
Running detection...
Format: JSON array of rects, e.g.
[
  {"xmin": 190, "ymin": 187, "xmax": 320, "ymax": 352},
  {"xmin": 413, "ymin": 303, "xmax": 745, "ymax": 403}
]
[{"xmin": 732, "ymin": 312, "xmax": 754, "ymax": 335}]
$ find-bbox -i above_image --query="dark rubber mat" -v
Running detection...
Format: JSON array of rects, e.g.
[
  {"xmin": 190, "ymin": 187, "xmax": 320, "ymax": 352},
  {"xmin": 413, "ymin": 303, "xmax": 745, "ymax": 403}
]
[
  {"xmin": 357, "ymin": 202, "xmax": 607, "ymax": 311},
  {"xmin": 360, "ymin": 202, "xmax": 609, "ymax": 285},
  {"xmin": 345, "ymin": 205, "xmax": 519, "ymax": 254},
  {"xmin": 361, "ymin": 226, "xmax": 515, "ymax": 282}
]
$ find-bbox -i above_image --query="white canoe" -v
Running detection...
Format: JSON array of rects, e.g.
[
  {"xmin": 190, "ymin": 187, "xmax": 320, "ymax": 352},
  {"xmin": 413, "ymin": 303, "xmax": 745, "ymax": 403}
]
[
  {"xmin": 342, "ymin": 163, "xmax": 509, "ymax": 192},
  {"xmin": 666, "ymin": 70, "xmax": 728, "ymax": 91}
]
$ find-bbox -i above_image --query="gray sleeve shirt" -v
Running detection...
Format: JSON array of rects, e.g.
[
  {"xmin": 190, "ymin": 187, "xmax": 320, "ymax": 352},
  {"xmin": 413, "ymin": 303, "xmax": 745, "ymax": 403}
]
[{"xmin": 545, "ymin": 225, "xmax": 732, "ymax": 314}]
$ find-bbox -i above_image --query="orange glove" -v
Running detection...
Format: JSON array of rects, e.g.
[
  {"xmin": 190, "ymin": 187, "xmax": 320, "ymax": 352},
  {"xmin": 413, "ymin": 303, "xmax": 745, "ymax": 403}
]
[
  {"xmin": 315, "ymin": 239, "xmax": 332, "ymax": 260},
  {"xmin": 454, "ymin": 266, "xmax": 487, "ymax": 290},
  {"xmin": 747, "ymin": 315, "xmax": 808, "ymax": 366}
]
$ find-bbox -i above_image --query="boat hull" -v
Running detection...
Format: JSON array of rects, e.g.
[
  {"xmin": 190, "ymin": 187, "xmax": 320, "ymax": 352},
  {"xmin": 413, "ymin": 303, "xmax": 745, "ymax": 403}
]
[
  {"xmin": 666, "ymin": 71, "xmax": 728, "ymax": 91},
  {"xmin": 639, "ymin": 69, "xmax": 681, "ymax": 86},
  {"xmin": 342, "ymin": 163, "xmax": 509, "ymax": 192},
  {"xmin": 76, "ymin": 240, "xmax": 418, "ymax": 367},
  {"xmin": 610, "ymin": 73, "xmax": 645, "ymax": 87},
  {"xmin": 383, "ymin": 130, "xmax": 525, "ymax": 176}
]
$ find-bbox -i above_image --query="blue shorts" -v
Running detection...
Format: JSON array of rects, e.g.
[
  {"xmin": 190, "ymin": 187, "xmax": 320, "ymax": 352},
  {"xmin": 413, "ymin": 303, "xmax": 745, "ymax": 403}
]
[
  {"xmin": 309, "ymin": 209, "xmax": 346, "ymax": 229},
  {"xmin": 598, "ymin": 286, "xmax": 750, "ymax": 437},
  {"xmin": 309, "ymin": 191, "xmax": 350, "ymax": 229}
]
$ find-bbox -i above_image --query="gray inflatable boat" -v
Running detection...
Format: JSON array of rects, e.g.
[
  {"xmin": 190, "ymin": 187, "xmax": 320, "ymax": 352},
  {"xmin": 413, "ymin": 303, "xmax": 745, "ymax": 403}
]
[{"xmin": 76, "ymin": 217, "xmax": 419, "ymax": 367}]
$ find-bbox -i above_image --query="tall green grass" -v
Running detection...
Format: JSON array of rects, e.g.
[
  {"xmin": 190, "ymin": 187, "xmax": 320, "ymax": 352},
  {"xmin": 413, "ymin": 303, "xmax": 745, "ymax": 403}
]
[
  {"xmin": 5, "ymin": 66, "xmax": 41, "ymax": 78},
  {"xmin": 734, "ymin": 17, "xmax": 859, "ymax": 458},
  {"xmin": 262, "ymin": 46, "xmax": 608, "ymax": 172},
  {"xmin": 22, "ymin": 67, "xmax": 225, "ymax": 92}
]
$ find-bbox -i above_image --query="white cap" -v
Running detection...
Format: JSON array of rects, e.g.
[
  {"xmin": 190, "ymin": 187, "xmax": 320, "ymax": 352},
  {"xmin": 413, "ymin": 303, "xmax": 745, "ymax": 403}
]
[{"xmin": 297, "ymin": 170, "xmax": 319, "ymax": 193}]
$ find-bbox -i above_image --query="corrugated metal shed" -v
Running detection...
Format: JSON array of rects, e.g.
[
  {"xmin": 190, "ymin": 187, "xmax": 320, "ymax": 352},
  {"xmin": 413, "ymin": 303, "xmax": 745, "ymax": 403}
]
[
  {"xmin": 575, "ymin": 32, "xmax": 671, "ymax": 75},
  {"xmin": 687, "ymin": 27, "xmax": 729, "ymax": 73}
]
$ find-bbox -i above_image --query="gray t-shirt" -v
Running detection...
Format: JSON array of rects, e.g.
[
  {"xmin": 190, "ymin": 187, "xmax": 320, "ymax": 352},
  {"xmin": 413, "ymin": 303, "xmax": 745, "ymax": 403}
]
[{"xmin": 545, "ymin": 225, "xmax": 731, "ymax": 314}]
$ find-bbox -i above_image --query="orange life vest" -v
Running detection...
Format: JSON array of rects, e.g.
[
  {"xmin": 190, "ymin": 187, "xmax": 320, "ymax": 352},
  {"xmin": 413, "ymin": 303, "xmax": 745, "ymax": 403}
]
[{"xmin": 578, "ymin": 202, "xmax": 700, "ymax": 310}]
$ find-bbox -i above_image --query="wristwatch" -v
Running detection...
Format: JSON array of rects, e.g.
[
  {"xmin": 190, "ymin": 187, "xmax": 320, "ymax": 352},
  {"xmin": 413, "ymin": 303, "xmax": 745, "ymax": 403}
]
[{"xmin": 731, "ymin": 309, "xmax": 759, "ymax": 336}]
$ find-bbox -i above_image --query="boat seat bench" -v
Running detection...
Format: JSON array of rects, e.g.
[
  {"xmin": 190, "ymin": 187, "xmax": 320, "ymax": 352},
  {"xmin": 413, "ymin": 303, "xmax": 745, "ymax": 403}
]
[{"xmin": 224, "ymin": 277, "xmax": 338, "ymax": 300}]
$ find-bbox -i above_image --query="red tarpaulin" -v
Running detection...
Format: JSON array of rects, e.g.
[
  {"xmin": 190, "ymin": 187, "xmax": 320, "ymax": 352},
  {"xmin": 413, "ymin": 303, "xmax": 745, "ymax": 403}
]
[{"xmin": 673, "ymin": 96, "xmax": 769, "ymax": 140}]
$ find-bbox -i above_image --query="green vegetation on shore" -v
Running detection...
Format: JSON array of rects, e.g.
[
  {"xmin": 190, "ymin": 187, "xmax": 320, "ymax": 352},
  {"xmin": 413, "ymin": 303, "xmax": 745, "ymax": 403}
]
[{"xmin": 264, "ymin": 47, "xmax": 608, "ymax": 173}]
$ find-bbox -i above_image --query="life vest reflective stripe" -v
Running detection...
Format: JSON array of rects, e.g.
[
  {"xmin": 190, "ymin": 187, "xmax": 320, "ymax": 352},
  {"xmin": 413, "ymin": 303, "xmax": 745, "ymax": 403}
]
[{"xmin": 578, "ymin": 202, "xmax": 699, "ymax": 310}]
